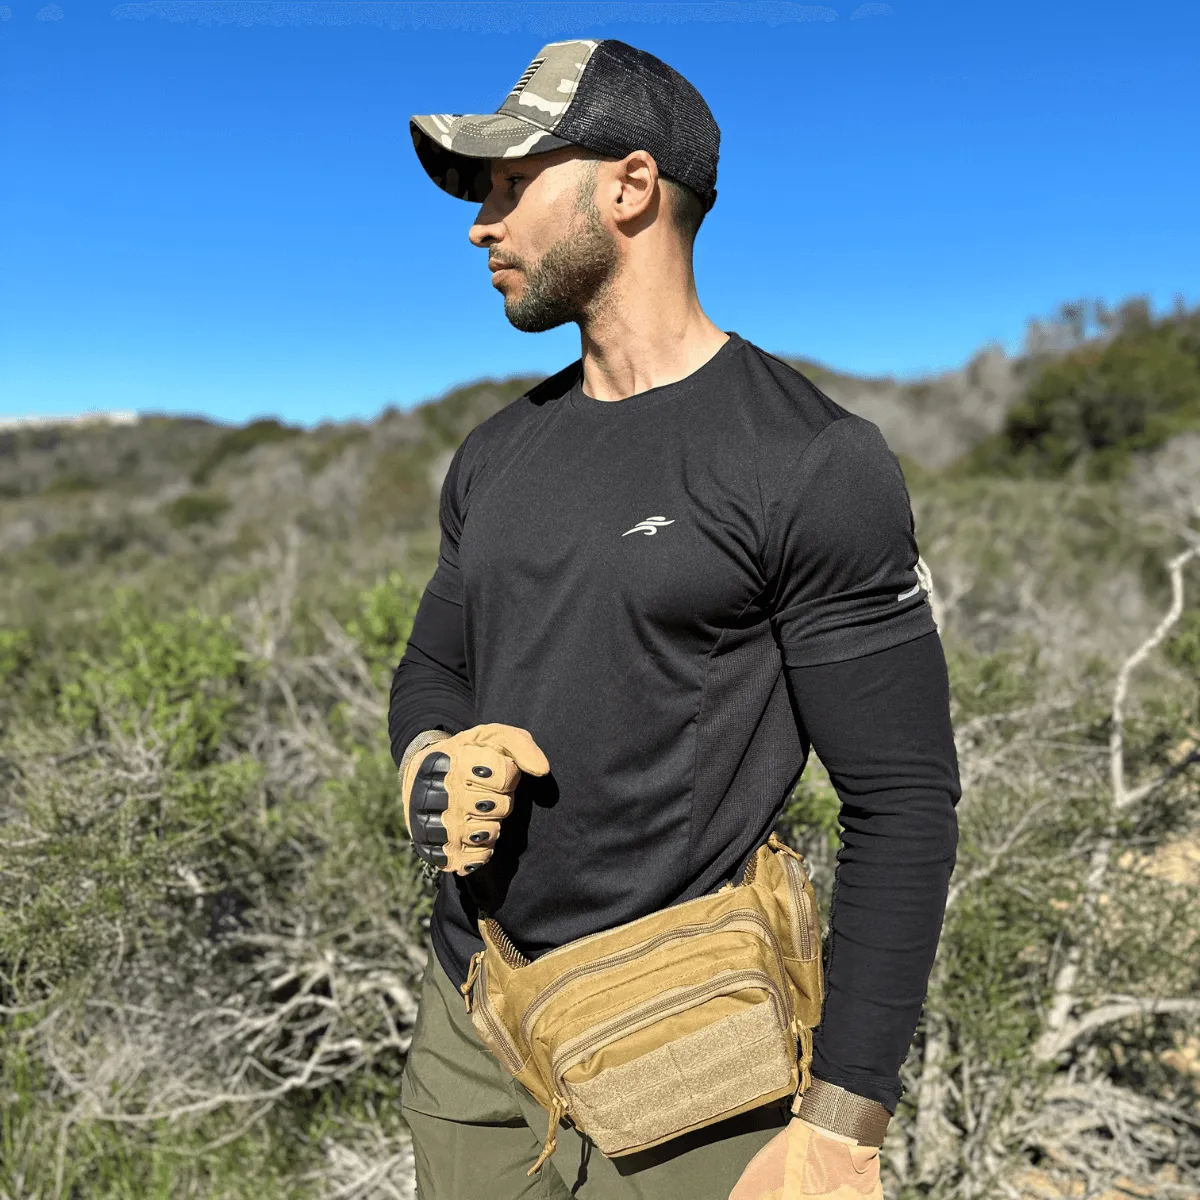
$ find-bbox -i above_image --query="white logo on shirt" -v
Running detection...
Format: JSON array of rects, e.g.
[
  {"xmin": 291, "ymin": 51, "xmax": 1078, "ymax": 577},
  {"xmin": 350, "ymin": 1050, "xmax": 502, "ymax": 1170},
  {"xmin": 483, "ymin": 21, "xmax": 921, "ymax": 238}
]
[
  {"xmin": 622, "ymin": 516, "xmax": 675, "ymax": 537},
  {"xmin": 896, "ymin": 582, "xmax": 921, "ymax": 601}
]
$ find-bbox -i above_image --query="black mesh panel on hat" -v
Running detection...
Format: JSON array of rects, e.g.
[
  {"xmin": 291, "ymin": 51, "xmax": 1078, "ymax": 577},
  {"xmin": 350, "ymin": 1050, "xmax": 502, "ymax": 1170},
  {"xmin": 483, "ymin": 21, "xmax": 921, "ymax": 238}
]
[{"xmin": 556, "ymin": 40, "xmax": 720, "ymax": 212}]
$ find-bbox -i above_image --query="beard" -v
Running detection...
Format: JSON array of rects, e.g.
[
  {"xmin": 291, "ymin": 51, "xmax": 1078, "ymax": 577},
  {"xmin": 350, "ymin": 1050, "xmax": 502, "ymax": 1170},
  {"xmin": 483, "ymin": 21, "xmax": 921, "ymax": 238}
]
[{"xmin": 500, "ymin": 198, "xmax": 619, "ymax": 334}]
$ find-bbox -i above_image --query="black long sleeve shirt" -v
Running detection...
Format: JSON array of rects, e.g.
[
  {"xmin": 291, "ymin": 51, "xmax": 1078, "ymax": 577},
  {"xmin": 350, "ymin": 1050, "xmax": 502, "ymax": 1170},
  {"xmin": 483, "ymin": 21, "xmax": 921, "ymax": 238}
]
[
  {"xmin": 390, "ymin": 591, "xmax": 959, "ymax": 1111},
  {"xmin": 389, "ymin": 331, "xmax": 960, "ymax": 1110}
]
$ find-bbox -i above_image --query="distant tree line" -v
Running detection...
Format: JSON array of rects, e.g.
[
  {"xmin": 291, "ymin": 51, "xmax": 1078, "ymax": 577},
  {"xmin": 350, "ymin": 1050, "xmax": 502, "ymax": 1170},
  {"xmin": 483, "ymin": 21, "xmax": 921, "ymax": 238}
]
[{"xmin": 966, "ymin": 297, "xmax": 1200, "ymax": 480}]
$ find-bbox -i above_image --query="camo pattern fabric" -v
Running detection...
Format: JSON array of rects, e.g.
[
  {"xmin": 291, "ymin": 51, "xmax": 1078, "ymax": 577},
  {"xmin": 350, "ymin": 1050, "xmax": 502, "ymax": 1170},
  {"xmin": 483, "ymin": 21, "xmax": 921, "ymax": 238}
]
[{"xmin": 410, "ymin": 39, "xmax": 601, "ymax": 203}]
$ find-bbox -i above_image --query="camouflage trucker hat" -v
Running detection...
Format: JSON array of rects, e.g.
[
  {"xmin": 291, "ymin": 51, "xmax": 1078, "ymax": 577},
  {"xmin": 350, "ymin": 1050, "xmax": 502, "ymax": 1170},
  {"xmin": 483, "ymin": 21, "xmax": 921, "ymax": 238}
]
[{"xmin": 410, "ymin": 39, "xmax": 720, "ymax": 213}]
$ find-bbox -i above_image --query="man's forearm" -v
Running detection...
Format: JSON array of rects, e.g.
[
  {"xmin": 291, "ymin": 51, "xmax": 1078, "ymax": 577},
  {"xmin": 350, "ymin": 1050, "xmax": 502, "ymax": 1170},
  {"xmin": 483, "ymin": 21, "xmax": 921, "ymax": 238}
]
[
  {"xmin": 784, "ymin": 631, "xmax": 961, "ymax": 1112},
  {"xmin": 388, "ymin": 588, "xmax": 474, "ymax": 767}
]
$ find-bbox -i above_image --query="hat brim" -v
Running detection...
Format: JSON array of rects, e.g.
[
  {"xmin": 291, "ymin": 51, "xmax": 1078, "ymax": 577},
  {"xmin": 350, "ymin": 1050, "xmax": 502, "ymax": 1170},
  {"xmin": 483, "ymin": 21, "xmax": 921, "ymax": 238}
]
[{"xmin": 410, "ymin": 113, "xmax": 576, "ymax": 203}]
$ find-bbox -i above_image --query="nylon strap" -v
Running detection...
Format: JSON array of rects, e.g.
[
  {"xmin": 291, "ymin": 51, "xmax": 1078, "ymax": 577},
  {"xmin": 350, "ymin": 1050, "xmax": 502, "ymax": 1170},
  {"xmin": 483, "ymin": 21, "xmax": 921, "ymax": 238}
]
[{"xmin": 792, "ymin": 1079, "xmax": 891, "ymax": 1148}]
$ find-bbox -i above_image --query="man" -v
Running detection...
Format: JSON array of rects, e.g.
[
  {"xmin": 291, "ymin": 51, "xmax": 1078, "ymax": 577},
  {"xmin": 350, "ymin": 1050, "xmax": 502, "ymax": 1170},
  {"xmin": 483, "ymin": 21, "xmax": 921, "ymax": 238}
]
[{"xmin": 390, "ymin": 38, "xmax": 960, "ymax": 1199}]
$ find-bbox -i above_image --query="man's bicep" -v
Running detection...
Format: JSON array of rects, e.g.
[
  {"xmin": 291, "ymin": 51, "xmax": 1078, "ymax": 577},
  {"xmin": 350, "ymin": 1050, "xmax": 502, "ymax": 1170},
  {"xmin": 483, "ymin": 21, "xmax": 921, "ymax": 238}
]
[{"xmin": 768, "ymin": 417, "xmax": 934, "ymax": 668}]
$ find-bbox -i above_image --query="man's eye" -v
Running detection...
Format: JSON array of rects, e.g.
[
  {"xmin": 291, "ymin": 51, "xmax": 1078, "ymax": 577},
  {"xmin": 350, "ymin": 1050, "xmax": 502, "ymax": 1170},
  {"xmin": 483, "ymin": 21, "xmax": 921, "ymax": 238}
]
[{"xmin": 505, "ymin": 176, "xmax": 523, "ymax": 190}]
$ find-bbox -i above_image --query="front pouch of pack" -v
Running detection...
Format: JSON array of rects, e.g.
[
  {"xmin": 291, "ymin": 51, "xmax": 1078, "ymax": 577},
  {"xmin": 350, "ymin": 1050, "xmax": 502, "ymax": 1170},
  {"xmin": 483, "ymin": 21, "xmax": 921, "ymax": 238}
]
[{"xmin": 460, "ymin": 834, "xmax": 823, "ymax": 1174}]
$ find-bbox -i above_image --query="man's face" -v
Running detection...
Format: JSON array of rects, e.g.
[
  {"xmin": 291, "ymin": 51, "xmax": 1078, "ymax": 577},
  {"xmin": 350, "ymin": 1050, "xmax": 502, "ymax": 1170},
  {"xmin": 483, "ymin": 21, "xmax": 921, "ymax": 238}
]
[{"xmin": 468, "ymin": 148, "xmax": 620, "ymax": 333}]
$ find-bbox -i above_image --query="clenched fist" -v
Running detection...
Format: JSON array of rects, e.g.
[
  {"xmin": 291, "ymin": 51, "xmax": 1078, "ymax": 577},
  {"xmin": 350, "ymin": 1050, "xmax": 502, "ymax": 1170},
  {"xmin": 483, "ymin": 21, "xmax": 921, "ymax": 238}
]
[
  {"xmin": 729, "ymin": 1119, "xmax": 883, "ymax": 1200},
  {"xmin": 399, "ymin": 723, "xmax": 550, "ymax": 876}
]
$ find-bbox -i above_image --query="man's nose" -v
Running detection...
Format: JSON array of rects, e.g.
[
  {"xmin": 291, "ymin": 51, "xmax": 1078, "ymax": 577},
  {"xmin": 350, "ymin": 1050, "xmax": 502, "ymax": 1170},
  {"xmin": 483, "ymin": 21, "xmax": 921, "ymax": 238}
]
[
  {"xmin": 468, "ymin": 219, "xmax": 498, "ymax": 247},
  {"xmin": 468, "ymin": 196, "xmax": 503, "ymax": 247}
]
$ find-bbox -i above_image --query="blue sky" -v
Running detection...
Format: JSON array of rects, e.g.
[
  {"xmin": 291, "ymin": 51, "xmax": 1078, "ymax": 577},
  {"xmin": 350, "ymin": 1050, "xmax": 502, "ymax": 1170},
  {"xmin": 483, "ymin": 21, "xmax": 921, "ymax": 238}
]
[{"xmin": 1, "ymin": 1, "xmax": 1197, "ymax": 426}]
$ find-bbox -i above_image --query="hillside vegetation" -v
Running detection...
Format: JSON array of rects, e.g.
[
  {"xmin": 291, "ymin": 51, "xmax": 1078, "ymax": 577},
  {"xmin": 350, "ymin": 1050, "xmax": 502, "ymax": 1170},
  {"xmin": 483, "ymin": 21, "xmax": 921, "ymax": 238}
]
[{"xmin": 1, "ymin": 301, "xmax": 1198, "ymax": 1200}]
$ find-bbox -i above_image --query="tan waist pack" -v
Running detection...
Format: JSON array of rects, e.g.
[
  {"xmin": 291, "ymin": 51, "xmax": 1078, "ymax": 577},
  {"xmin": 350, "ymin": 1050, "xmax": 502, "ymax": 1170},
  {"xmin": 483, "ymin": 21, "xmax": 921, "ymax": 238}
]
[{"xmin": 459, "ymin": 833, "xmax": 824, "ymax": 1175}]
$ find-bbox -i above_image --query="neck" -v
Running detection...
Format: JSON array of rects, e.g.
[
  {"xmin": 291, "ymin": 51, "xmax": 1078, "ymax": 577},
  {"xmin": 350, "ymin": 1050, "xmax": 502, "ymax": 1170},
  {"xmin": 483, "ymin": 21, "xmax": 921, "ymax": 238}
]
[{"xmin": 576, "ymin": 257, "xmax": 728, "ymax": 402}]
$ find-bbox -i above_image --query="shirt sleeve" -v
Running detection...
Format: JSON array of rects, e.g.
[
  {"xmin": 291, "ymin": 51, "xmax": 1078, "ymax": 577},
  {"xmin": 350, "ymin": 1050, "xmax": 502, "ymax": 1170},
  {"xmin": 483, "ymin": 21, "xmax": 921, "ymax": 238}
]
[
  {"xmin": 388, "ymin": 587, "xmax": 474, "ymax": 766},
  {"xmin": 766, "ymin": 416, "xmax": 935, "ymax": 668},
  {"xmin": 387, "ymin": 428, "xmax": 478, "ymax": 765},
  {"xmin": 785, "ymin": 631, "xmax": 961, "ymax": 1111},
  {"xmin": 424, "ymin": 429, "xmax": 473, "ymax": 607}
]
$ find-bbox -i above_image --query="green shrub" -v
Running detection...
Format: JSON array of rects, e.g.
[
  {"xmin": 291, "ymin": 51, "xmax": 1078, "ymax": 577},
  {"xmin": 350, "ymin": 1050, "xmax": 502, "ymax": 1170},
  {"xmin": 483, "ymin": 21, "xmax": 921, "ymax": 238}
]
[
  {"xmin": 42, "ymin": 527, "xmax": 90, "ymax": 565},
  {"xmin": 301, "ymin": 425, "xmax": 369, "ymax": 476},
  {"xmin": 417, "ymin": 376, "xmax": 539, "ymax": 450},
  {"xmin": 345, "ymin": 570, "xmax": 421, "ymax": 680},
  {"xmin": 190, "ymin": 418, "xmax": 302, "ymax": 485},
  {"xmin": 965, "ymin": 305, "xmax": 1200, "ymax": 479},
  {"xmin": 357, "ymin": 444, "xmax": 434, "ymax": 533},
  {"xmin": 56, "ymin": 597, "xmax": 253, "ymax": 767},
  {"xmin": 945, "ymin": 640, "xmax": 1043, "ymax": 722},
  {"xmin": 0, "ymin": 626, "xmax": 31, "ymax": 685},
  {"xmin": 165, "ymin": 488, "xmax": 231, "ymax": 528},
  {"xmin": 44, "ymin": 470, "xmax": 98, "ymax": 494},
  {"xmin": 1165, "ymin": 607, "xmax": 1200, "ymax": 674},
  {"xmin": 0, "ymin": 1017, "xmax": 306, "ymax": 1200}
]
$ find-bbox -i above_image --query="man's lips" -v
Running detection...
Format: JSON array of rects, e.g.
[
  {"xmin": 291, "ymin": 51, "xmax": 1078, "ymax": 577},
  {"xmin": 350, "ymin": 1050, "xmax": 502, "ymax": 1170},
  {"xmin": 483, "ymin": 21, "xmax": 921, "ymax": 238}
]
[{"xmin": 490, "ymin": 264, "xmax": 518, "ymax": 288}]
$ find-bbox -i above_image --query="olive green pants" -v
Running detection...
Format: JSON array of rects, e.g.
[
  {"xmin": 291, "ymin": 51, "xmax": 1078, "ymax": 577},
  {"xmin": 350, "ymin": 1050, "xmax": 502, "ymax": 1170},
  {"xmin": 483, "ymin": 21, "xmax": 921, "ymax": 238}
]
[{"xmin": 399, "ymin": 950, "xmax": 790, "ymax": 1199}]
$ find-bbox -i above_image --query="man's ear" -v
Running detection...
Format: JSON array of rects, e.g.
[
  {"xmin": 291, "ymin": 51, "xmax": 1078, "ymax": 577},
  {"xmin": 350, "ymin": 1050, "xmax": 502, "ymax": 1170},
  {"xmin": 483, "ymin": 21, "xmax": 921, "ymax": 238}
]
[{"xmin": 611, "ymin": 149, "xmax": 659, "ymax": 225}]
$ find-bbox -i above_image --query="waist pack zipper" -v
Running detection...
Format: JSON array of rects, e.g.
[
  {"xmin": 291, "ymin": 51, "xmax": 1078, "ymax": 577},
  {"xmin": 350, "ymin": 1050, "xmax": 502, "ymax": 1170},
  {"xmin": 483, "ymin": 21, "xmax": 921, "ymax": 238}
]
[
  {"xmin": 525, "ymin": 969, "xmax": 789, "ymax": 1177},
  {"xmin": 550, "ymin": 967, "xmax": 790, "ymax": 1107},
  {"xmin": 493, "ymin": 839, "xmax": 800, "ymax": 977},
  {"xmin": 518, "ymin": 909, "xmax": 787, "ymax": 1053},
  {"xmin": 781, "ymin": 856, "xmax": 815, "ymax": 961},
  {"xmin": 484, "ymin": 919, "xmax": 531, "ymax": 969},
  {"xmin": 472, "ymin": 955, "xmax": 525, "ymax": 1075},
  {"xmin": 767, "ymin": 834, "xmax": 816, "ymax": 961}
]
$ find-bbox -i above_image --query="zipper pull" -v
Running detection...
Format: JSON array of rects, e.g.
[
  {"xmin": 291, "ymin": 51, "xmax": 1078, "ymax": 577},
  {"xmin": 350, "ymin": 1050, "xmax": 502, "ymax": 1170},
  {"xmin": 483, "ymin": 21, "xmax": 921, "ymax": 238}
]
[
  {"xmin": 796, "ymin": 1023, "xmax": 814, "ymax": 1095},
  {"xmin": 460, "ymin": 950, "xmax": 484, "ymax": 1014},
  {"xmin": 527, "ymin": 1094, "xmax": 568, "ymax": 1176},
  {"xmin": 768, "ymin": 832, "xmax": 806, "ymax": 863}
]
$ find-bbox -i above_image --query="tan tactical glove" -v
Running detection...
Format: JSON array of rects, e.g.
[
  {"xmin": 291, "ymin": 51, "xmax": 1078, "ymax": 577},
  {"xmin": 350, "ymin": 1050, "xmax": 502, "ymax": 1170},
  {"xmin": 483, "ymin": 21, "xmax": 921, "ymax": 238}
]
[
  {"xmin": 399, "ymin": 723, "xmax": 550, "ymax": 876},
  {"xmin": 729, "ymin": 1081, "xmax": 887, "ymax": 1200}
]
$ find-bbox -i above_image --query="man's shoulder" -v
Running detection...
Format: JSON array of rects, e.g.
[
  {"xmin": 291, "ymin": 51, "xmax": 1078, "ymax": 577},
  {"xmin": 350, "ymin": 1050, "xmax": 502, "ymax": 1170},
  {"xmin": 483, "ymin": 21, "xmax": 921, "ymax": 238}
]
[
  {"xmin": 465, "ymin": 359, "xmax": 579, "ymax": 448},
  {"xmin": 725, "ymin": 336, "xmax": 886, "ymax": 468},
  {"xmin": 445, "ymin": 360, "xmax": 579, "ymax": 496},
  {"xmin": 726, "ymin": 336, "xmax": 901, "ymax": 500},
  {"xmin": 732, "ymin": 335, "xmax": 855, "ymax": 430}
]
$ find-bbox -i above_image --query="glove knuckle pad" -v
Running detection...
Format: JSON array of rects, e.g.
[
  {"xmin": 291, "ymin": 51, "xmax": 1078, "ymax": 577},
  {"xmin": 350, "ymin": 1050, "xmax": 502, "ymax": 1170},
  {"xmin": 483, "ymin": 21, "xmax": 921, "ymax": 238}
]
[
  {"xmin": 415, "ymin": 842, "xmax": 449, "ymax": 869},
  {"xmin": 410, "ymin": 752, "xmax": 450, "ymax": 854},
  {"xmin": 464, "ymin": 822, "xmax": 499, "ymax": 845},
  {"xmin": 416, "ymin": 751, "xmax": 451, "ymax": 786},
  {"xmin": 466, "ymin": 748, "xmax": 519, "ymax": 789}
]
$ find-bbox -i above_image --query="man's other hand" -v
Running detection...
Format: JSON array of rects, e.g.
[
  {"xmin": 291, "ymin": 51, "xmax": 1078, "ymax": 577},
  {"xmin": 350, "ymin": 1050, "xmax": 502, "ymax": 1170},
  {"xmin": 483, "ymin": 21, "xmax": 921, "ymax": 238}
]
[
  {"xmin": 400, "ymin": 723, "xmax": 550, "ymax": 876},
  {"xmin": 728, "ymin": 1118, "xmax": 882, "ymax": 1200}
]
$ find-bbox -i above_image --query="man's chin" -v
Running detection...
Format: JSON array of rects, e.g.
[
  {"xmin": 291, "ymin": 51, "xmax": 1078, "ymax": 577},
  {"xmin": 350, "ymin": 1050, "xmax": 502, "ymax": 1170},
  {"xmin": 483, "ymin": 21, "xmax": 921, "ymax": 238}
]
[
  {"xmin": 502, "ymin": 303, "xmax": 572, "ymax": 334},
  {"xmin": 494, "ymin": 276, "xmax": 524, "ymax": 307}
]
